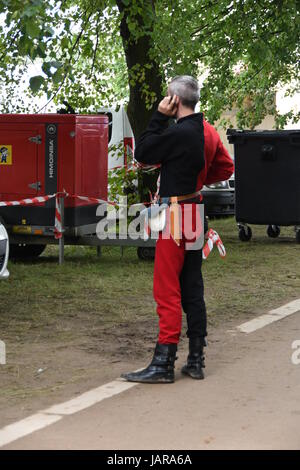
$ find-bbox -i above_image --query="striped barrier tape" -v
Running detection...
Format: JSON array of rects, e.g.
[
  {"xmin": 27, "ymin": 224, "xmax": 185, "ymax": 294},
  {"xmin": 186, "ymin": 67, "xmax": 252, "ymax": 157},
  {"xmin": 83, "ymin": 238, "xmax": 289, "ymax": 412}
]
[
  {"xmin": 0, "ymin": 194, "xmax": 56, "ymax": 207},
  {"xmin": 109, "ymin": 161, "xmax": 160, "ymax": 173},
  {"xmin": 202, "ymin": 228, "xmax": 226, "ymax": 260},
  {"xmin": 54, "ymin": 194, "xmax": 63, "ymax": 239},
  {"xmin": 0, "ymin": 193, "xmax": 63, "ymax": 240},
  {"xmin": 0, "ymin": 193, "xmax": 226, "ymax": 257},
  {"xmin": 0, "ymin": 192, "xmax": 124, "ymax": 240}
]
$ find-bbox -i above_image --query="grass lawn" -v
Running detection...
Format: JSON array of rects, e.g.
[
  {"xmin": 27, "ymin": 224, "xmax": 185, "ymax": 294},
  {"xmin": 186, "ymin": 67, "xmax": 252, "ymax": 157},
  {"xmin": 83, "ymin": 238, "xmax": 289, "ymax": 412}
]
[{"xmin": 0, "ymin": 217, "xmax": 299, "ymax": 412}]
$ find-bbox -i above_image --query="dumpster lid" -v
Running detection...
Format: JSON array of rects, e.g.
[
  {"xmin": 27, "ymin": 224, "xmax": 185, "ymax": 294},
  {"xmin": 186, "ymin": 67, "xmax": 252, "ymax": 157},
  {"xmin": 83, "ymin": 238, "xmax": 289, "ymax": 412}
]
[{"xmin": 227, "ymin": 128, "xmax": 300, "ymax": 144}]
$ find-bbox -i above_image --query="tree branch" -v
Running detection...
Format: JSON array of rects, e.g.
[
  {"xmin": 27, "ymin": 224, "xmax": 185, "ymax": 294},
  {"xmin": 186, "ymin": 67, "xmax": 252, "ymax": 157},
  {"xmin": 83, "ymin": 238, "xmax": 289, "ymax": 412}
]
[
  {"xmin": 37, "ymin": 9, "xmax": 94, "ymax": 112},
  {"xmin": 89, "ymin": 12, "xmax": 101, "ymax": 78},
  {"xmin": 229, "ymin": 63, "xmax": 268, "ymax": 103},
  {"xmin": 0, "ymin": 30, "xmax": 21, "ymax": 63},
  {"xmin": 191, "ymin": 4, "xmax": 235, "ymax": 37}
]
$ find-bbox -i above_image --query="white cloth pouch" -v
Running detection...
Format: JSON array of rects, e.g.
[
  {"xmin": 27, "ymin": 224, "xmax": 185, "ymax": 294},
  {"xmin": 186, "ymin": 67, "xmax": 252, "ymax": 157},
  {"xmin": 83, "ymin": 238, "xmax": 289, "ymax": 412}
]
[{"xmin": 141, "ymin": 199, "xmax": 169, "ymax": 233}]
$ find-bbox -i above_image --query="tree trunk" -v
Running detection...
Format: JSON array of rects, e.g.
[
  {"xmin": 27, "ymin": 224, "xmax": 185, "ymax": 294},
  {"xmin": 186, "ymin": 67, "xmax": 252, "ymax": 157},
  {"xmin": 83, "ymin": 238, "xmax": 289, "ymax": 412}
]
[{"xmin": 116, "ymin": 0, "xmax": 163, "ymax": 140}]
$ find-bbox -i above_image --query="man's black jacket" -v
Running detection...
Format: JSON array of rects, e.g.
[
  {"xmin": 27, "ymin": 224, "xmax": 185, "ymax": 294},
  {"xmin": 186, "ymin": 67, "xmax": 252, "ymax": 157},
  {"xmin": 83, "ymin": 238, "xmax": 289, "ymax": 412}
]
[{"xmin": 134, "ymin": 110, "xmax": 205, "ymax": 197}]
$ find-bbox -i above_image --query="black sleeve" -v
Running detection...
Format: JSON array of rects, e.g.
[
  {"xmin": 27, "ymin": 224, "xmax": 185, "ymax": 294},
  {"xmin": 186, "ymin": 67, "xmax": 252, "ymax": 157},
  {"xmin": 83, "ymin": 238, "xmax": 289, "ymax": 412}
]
[{"xmin": 134, "ymin": 111, "xmax": 180, "ymax": 165}]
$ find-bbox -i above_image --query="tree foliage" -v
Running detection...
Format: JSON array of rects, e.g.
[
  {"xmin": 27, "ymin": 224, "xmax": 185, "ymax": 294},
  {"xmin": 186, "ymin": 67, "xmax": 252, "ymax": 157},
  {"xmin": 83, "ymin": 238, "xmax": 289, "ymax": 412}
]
[{"xmin": 0, "ymin": 0, "xmax": 299, "ymax": 132}]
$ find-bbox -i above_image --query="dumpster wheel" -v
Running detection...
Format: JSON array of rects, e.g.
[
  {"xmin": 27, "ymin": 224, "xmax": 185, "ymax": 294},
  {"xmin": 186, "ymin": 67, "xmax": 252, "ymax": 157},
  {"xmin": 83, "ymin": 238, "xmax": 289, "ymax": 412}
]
[
  {"xmin": 267, "ymin": 225, "xmax": 281, "ymax": 238},
  {"xmin": 238, "ymin": 224, "xmax": 252, "ymax": 242},
  {"xmin": 137, "ymin": 247, "xmax": 155, "ymax": 261}
]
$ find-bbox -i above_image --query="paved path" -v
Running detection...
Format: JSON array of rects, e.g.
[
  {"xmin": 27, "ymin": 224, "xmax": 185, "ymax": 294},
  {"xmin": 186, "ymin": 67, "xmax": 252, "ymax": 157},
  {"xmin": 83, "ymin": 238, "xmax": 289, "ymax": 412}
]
[{"xmin": 2, "ymin": 310, "xmax": 300, "ymax": 450}]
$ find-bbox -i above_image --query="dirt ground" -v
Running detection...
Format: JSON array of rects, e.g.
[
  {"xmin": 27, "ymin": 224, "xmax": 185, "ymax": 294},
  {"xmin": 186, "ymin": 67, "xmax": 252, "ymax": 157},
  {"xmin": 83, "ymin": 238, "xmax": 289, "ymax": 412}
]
[{"xmin": 0, "ymin": 316, "xmax": 157, "ymax": 426}]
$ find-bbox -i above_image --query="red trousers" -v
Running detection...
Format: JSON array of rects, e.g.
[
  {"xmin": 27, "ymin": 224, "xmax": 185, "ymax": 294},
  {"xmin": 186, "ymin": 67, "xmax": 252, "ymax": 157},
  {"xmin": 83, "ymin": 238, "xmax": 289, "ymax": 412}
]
[{"xmin": 153, "ymin": 203, "xmax": 207, "ymax": 344}]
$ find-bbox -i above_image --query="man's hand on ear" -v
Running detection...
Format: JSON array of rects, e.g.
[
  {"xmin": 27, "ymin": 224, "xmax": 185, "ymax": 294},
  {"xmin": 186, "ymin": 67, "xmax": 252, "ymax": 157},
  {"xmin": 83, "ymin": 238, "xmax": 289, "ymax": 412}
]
[{"xmin": 158, "ymin": 95, "xmax": 179, "ymax": 117}]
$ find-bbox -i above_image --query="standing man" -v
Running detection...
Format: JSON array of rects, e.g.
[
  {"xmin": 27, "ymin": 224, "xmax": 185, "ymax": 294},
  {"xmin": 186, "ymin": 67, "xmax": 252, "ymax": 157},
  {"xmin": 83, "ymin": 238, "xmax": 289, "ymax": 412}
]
[{"xmin": 122, "ymin": 76, "xmax": 233, "ymax": 384}]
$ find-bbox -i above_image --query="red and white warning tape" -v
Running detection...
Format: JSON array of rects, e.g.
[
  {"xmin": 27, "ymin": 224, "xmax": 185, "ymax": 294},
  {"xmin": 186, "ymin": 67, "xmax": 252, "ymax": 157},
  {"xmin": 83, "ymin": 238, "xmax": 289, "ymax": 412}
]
[
  {"xmin": 76, "ymin": 195, "xmax": 111, "ymax": 205},
  {"xmin": 0, "ymin": 192, "xmax": 115, "ymax": 240},
  {"xmin": 0, "ymin": 193, "xmax": 226, "ymax": 257},
  {"xmin": 0, "ymin": 193, "xmax": 64, "ymax": 240},
  {"xmin": 0, "ymin": 194, "xmax": 56, "ymax": 207},
  {"xmin": 54, "ymin": 195, "xmax": 63, "ymax": 239},
  {"xmin": 76, "ymin": 194, "xmax": 151, "ymax": 209},
  {"xmin": 109, "ymin": 161, "xmax": 160, "ymax": 173},
  {"xmin": 202, "ymin": 228, "xmax": 226, "ymax": 260}
]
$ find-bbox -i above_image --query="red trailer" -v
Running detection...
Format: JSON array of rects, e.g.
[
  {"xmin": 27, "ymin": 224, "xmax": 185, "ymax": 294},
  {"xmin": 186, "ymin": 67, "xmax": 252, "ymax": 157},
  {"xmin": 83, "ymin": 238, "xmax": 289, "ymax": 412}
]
[
  {"xmin": 0, "ymin": 114, "xmax": 109, "ymax": 257},
  {"xmin": 0, "ymin": 113, "xmax": 155, "ymax": 262}
]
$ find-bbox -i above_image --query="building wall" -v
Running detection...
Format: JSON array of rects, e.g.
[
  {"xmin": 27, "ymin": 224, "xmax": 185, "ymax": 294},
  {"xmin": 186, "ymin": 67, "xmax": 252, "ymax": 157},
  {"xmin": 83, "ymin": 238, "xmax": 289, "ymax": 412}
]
[{"xmin": 215, "ymin": 109, "xmax": 276, "ymax": 157}]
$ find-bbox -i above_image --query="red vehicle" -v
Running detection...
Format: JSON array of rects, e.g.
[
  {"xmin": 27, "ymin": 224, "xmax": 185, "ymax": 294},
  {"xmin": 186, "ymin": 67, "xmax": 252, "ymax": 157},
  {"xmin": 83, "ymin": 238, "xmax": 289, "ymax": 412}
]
[{"xmin": 0, "ymin": 114, "xmax": 108, "ymax": 258}]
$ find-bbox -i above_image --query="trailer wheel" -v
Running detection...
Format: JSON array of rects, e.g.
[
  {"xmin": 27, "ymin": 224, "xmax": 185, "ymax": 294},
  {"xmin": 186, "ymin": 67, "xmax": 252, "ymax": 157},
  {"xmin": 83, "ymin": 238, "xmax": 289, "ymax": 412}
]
[
  {"xmin": 10, "ymin": 244, "xmax": 47, "ymax": 260},
  {"xmin": 238, "ymin": 226, "xmax": 252, "ymax": 242},
  {"xmin": 296, "ymin": 230, "xmax": 300, "ymax": 244},
  {"xmin": 137, "ymin": 247, "xmax": 155, "ymax": 261},
  {"xmin": 267, "ymin": 225, "xmax": 280, "ymax": 238}
]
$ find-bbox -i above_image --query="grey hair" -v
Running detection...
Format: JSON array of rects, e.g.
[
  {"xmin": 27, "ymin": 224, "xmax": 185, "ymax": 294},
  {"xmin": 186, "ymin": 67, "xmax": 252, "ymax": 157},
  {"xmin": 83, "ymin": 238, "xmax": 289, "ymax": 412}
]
[{"xmin": 168, "ymin": 75, "xmax": 200, "ymax": 110}]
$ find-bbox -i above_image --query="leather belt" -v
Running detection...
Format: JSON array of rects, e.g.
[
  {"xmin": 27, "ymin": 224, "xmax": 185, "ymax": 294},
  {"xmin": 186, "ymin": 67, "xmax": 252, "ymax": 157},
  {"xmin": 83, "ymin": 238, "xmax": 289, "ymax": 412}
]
[
  {"xmin": 168, "ymin": 190, "xmax": 201, "ymax": 246},
  {"xmin": 169, "ymin": 190, "xmax": 201, "ymax": 204}
]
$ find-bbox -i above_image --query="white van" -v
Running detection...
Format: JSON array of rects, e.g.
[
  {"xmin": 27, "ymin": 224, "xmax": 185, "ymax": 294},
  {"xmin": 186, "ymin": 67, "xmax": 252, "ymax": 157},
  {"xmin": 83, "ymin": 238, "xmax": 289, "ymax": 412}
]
[
  {"xmin": 97, "ymin": 106, "xmax": 137, "ymax": 218},
  {"xmin": 97, "ymin": 106, "xmax": 135, "ymax": 170}
]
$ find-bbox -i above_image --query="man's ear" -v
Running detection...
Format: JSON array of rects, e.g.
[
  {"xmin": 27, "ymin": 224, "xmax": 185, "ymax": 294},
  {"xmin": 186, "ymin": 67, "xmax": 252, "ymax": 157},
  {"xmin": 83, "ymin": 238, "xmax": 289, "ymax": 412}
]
[{"xmin": 175, "ymin": 97, "xmax": 180, "ymax": 111}]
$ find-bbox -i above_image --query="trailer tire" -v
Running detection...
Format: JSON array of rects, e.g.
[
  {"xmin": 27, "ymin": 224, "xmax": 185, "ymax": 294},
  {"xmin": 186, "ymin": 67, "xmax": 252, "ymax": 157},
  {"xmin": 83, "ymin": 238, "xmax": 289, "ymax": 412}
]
[
  {"xmin": 9, "ymin": 244, "xmax": 47, "ymax": 260},
  {"xmin": 137, "ymin": 247, "xmax": 155, "ymax": 261}
]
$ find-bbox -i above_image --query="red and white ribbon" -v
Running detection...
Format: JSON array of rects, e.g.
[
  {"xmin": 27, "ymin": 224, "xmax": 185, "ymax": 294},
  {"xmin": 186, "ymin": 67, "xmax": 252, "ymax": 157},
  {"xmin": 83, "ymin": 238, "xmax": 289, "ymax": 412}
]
[
  {"xmin": 76, "ymin": 195, "xmax": 151, "ymax": 209},
  {"xmin": 202, "ymin": 228, "xmax": 226, "ymax": 260},
  {"xmin": 0, "ymin": 193, "xmax": 226, "ymax": 257},
  {"xmin": 109, "ymin": 161, "xmax": 160, "ymax": 173},
  {"xmin": 0, "ymin": 194, "xmax": 56, "ymax": 207},
  {"xmin": 76, "ymin": 195, "xmax": 111, "ymax": 205},
  {"xmin": 54, "ymin": 195, "xmax": 62, "ymax": 239},
  {"xmin": 0, "ymin": 193, "xmax": 64, "ymax": 239}
]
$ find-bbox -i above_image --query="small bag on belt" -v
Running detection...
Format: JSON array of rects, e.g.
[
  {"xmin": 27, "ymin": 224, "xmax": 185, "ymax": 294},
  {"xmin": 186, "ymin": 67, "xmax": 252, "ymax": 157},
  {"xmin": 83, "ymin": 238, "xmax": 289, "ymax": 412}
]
[{"xmin": 141, "ymin": 199, "xmax": 168, "ymax": 235}]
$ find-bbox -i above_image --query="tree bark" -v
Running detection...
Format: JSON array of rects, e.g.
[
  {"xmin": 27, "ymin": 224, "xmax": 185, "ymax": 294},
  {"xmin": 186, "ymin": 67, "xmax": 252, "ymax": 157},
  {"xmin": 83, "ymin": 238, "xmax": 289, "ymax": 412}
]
[{"xmin": 116, "ymin": 0, "xmax": 163, "ymax": 140}]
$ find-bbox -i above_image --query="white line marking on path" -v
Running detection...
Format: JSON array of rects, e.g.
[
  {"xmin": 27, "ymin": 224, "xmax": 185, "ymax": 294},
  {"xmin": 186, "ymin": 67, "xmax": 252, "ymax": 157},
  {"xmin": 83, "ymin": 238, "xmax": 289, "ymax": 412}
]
[
  {"xmin": 237, "ymin": 299, "xmax": 300, "ymax": 334},
  {"xmin": 0, "ymin": 378, "xmax": 139, "ymax": 448},
  {"xmin": 43, "ymin": 380, "xmax": 137, "ymax": 416}
]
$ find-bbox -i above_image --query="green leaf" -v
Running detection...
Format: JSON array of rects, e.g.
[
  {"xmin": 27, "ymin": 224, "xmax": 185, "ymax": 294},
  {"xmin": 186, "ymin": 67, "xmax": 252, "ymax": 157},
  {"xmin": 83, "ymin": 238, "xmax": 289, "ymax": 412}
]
[
  {"xmin": 44, "ymin": 25, "xmax": 54, "ymax": 37},
  {"xmin": 25, "ymin": 21, "xmax": 40, "ymax": 38},
  {"xmin": 61, "ymin": 37, "xmax": 69, "ymax": 49},
  {"xmin": 52, "ymin": 68, "xmax": 64, "ymax": 85},
  {"xmin": 29, "ymin": 75, "xmax": 45, "ymax": 92},
  {"xmin": 42, "ymin": 62, "xmax": 52, "ymax": 77},
  {"xmin": 42, "ymin": 61, "xmax": 62, "ymax": 77},
  {"xmin": 49, "ymin": 61, "xmax": 62, "ymax": 70},
  {"xmin": 36, "ymin": 44, "xmax": 46, "ymax": 58}
]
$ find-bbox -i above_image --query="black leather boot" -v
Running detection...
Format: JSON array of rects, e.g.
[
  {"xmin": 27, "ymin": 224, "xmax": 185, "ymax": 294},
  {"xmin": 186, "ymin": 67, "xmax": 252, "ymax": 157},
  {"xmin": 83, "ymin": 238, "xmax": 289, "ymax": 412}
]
[
  {"xmin": 181, "ymin": 337, "xmax": 206, "ymax": 380},
  {"xmin": 121, "ymin": 343, "xmax": 177, "ymax": 383}
]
